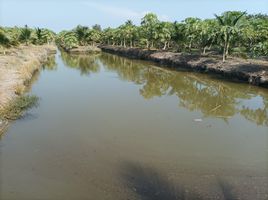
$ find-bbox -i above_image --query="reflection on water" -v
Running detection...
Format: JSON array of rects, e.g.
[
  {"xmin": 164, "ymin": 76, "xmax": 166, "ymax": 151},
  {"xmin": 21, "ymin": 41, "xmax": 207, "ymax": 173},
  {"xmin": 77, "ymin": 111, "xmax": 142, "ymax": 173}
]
[
  {"xmin": 62, "ymin": 52, "xmax": 268, "ymax": 126},
  {"xmin": 61, "ymin": 51, "xmax": 101, "ymax": 75}
]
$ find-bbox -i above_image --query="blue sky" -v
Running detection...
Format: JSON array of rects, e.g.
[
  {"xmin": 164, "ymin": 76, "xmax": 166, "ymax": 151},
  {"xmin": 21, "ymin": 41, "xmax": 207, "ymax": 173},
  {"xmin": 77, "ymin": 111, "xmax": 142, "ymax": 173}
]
[{"xmin": 0, "ymin": 0, "xmax": 267, "ymax": 32}]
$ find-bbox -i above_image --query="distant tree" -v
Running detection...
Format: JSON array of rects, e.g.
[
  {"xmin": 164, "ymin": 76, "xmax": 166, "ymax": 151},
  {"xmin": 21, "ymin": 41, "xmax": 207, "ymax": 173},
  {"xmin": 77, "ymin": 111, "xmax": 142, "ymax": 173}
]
[
  {"xmin": 92, "ymin": 24, "xmax": 102, "ymax": 32},
  {"xmin": 0, "ymin": 28, "xmax": 10, "ymax": 54},
  {"xmin": 182, "ymin": 17, "xmax": 201, "ymax": 52},
  {"xmin": 75, "ymin": 25, "xmax": 89, "ymax": 46},
  {"xmin": 19, "ymin": 25, "xmax": 32, "ymax": 45},
  {"xmin": 198, "ymin": 19, "xmax": 219, "ymax": 54},
  {"xmin": 141, "ymin": 13, "xmax": 159, "ymax": 49}
]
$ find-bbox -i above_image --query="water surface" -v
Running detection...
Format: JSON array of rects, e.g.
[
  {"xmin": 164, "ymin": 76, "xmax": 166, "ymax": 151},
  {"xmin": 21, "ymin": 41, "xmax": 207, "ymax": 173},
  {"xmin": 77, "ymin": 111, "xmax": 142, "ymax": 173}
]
[{"xmin": 0, "ymin": 51, "xmax": 268, "ymax": 200}]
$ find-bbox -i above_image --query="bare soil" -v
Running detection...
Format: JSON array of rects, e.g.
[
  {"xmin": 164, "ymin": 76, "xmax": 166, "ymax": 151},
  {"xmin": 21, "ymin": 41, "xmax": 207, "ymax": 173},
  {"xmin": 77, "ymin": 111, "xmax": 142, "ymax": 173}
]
[{"xmin": 64, "ymin": 46, "xmax": 101, "ymax": 54}]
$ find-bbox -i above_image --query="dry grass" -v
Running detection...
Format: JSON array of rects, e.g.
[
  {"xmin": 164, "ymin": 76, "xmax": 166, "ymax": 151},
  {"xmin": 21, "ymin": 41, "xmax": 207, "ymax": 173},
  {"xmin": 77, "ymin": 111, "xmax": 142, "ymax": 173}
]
[
  {"xmin": 0, "ymin": 95, "xmax": 39, "ymax": 120},
  {"xmin": 0, "ymin": 45, "xmax": 56, "ymax": 110}
]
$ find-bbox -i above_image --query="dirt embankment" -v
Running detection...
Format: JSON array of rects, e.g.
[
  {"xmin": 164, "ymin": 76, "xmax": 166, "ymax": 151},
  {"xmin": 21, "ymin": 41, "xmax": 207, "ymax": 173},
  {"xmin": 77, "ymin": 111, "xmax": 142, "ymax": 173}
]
[
  {"xmin": 0, "ymin": 45, "xmax": 56, "ymax": 133},
  {"xmin": 62, "ymin": 46, "xmax": 101, "ymax": 54},
  {"xmin": 100, "ymin": 46, "xmax": 268, "ymax": 88}
]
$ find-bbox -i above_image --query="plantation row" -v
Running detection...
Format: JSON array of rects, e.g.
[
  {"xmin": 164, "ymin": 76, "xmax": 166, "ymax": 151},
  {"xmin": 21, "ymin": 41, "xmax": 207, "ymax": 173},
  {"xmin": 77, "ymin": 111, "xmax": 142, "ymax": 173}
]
[
  {"xmin": 0, "ymin": 26, "xmax": 55, "ymax": 47},
  {"xmin": 1, "ymin": 11, "xmax": 268, "ymax": 61}
]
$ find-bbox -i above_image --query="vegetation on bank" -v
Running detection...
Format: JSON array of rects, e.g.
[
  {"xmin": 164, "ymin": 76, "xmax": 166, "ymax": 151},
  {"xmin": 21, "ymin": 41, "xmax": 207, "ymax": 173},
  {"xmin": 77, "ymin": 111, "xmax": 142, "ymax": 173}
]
[
  {"xmin": 0, "ymin": 31, "xmax": 56, "ymax": 123},
  {"xmin": 1, "ymin": 11, "xmax": 268, "ymax": 61},
  {"xmin": 0, "ymin": 95, "xmax": 39, "ymax": 120},
  {"xmin": 56, "ymin": 11, "xmax": 268, "ymax": 61},
  {"xmin": 0, "ymin": 25, "xmax": 55, "ymax": 54}
]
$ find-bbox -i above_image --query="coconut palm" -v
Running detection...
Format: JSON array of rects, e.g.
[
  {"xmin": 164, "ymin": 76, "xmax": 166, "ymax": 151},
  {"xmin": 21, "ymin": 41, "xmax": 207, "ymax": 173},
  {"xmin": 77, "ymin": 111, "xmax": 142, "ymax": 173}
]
[
  {"xmin": 215, "ymin": 11, "xmax": 246, "ymax": 61},
  {"xmin": 157, "ymin": 22, "xmax": 173, "ymax": 50},
  {"xmin": 19, "ymin": 25, "xmax": 32, "ymax": 45},
  {"xmin": 182, "ymin": 17, "xmax": 201, "ymax": 52},
  {"xmin": 75, "ymin": 25, "xmax": 89, "ymax": 46},
  {"xmin": 0, "ymin": 29, "xmax": 10, "ymax": 54},
  {"xmin": 198, "ymin": 19, "xmax": 219, "ymax": 54},
  {"xmin": 141, "ymin": 13, "xmax": 159, "ymax": 49}
]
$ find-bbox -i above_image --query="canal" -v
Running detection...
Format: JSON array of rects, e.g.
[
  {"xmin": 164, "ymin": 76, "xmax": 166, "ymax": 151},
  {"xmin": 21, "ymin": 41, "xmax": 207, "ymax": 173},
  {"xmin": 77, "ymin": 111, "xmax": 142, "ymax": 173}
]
[{"xmin": 0, "ymin": 50, "xmax": 267, "ymax": 199}]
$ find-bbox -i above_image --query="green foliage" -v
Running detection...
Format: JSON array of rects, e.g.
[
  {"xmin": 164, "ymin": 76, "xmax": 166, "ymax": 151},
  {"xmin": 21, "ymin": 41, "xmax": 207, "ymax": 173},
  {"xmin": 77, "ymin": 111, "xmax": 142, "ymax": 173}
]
[
  {"xmin": 214, "ymin": 11, "xmax": 246, "ymax": 61},
  {"xmin": 75, "ymin": 25, "xmax": 89, "ymax": 46},
  {"xmin": 19, "ymin": 25, "xmax": 32, "ymax": 45},
  {"xmin": 0, "ymin": 95, "xmax": 39, "ymax": 120},
  {"xmin": 57, "ymin": 31, "xmax": 79, "ymax": 50},
  {"xmin": 0, "ymin": 28, "xmax": 10, "ymax": 47},
  {"xmin": 34, "ymin": 28, "xmax": 55, "ymax": 45},
  {"xmin": 0, "ymin": 26, "xmax": 55, "ymax": 48},
  {"xmin": 56, "ymin": 11, "xmax": 268, "ymax": 59},
  {"xmin": 97, "ymin": 11, "xmax": 268, "ymax": 59},
  {"xmin": 141, "ymin": 13, "xmax": 160, "ymax": 49}
]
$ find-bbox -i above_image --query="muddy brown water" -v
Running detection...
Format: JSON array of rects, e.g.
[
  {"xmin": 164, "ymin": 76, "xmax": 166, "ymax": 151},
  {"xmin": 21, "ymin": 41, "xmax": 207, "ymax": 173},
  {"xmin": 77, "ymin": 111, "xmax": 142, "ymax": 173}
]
[{"xmin": 0, "ymin": 51, "xmax": 268, "ymax": 200}]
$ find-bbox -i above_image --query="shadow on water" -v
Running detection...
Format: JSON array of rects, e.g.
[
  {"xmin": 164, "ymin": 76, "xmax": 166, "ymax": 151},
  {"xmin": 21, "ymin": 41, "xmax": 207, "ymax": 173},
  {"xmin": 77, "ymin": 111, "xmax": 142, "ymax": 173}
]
[
  {"xmin": 121, "ymin": 161, "xmax": 195, "ymax": 200},
  {"xmin": 121, "ymin": 161, "xmax": 239, "ymax": 200}
]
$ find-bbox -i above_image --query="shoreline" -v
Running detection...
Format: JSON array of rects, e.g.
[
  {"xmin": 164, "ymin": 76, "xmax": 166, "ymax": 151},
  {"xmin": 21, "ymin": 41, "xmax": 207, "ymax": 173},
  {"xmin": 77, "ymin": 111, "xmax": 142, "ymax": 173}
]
[
  {"xmin": 100, "ymin": 46, "xmax": 268, "ymax": 88},
  {"xmin": 0, "ymin": 45, "xmax": 57, "ymax": 135},
  {"xmin": 60, "ymin": 45, "xmax": 101, "ymax": 54}
]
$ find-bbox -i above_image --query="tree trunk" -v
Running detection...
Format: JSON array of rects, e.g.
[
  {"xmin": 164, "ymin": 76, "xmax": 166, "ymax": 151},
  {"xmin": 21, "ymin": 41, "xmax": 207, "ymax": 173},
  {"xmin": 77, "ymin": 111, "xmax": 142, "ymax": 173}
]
[
  {"xmin": 203, "ymin": 46, "xmax": 207, "ymax": 55},
  {"xmin": 188, "ymin": 41, "xmax": 192, "ymax": 52},
  {"xmin": 163, "ymin": 42, "xmax": 167, "ymax": 50},
  {"xmin": 223, "ymin": 42, "xmax": 227, "ymax": 62},
  {"xmin": 226, "ymin": 42, "xmax": 230, "ymax": 57}
]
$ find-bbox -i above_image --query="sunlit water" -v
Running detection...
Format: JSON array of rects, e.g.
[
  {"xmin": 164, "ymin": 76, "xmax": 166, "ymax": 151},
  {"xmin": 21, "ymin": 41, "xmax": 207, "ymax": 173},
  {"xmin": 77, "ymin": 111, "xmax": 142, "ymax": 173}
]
[{"xmin": 0, "ymin": 51, "xmax": 268, "ymax": 200}]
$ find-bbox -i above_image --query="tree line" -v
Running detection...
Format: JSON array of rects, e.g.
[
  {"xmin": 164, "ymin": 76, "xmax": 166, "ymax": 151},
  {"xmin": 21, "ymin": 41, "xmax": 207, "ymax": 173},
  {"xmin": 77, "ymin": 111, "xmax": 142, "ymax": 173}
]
[
  {"xmin": 0, "ymin": 25, "xmax": 55, "ymax": 53},
  {"xmin": 1, "ymin": 11, "xmax": 268, "ymax": 61}
]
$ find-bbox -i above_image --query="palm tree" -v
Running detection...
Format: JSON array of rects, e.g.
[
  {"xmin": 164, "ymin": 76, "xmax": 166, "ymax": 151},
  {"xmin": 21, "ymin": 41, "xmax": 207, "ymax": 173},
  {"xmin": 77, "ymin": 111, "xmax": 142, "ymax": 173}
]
[
  {"xmin": 182, "ymin": 17, "xmax": 201, "ymax": 52},
  {"xmin": 198, "ymin": 19, "xmax": 219, "ymax": 54},
  {"xmin": 157, "ymin": 22, "xmax": 173, "ymax": 50},
  {"xmin": 19, "ymin": 25, "xmax": 32, "ymax": 45},
  {"xmin": 35, "ymin": 28, "xmax": 43, "ymax": 44},
  {"xmin": 58, "ymin": 31, "xmax": 78, "ymax": 50},
  {"xmin": 75, "ymin": 25, "xmax": 89, "ymax": 46},
  {"xmin": 214, "ymin": 11, "xmax": 246, "ymax": 61},
  {"xmin": 141, "ymin": 13, "xmax": 159, "ymax": 49},
  {"xmin": 0, "ymin": 29, "xmax": 10, "ymax": 54}
]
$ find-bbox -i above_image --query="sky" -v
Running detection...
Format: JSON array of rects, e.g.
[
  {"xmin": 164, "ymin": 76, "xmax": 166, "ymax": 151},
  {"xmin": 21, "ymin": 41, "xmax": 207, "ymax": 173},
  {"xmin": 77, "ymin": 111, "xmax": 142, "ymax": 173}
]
[{"xmin": 0, "ymin": 0, "xmax": 267, "ymax": 32}]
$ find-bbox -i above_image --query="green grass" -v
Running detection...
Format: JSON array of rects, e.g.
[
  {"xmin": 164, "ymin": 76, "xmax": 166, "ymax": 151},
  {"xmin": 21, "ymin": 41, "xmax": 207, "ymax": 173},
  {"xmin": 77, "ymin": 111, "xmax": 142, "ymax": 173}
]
[{"xmin": 0, "ymin": 95, "xmax": 39, "ymax": 120}]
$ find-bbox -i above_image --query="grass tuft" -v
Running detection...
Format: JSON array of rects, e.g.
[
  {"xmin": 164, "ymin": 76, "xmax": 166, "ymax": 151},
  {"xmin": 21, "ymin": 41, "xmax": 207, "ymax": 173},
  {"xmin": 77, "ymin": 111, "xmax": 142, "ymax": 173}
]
[{"xmin": 0, "ymin": 95, "xmax": 39, "ymax": 120}]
